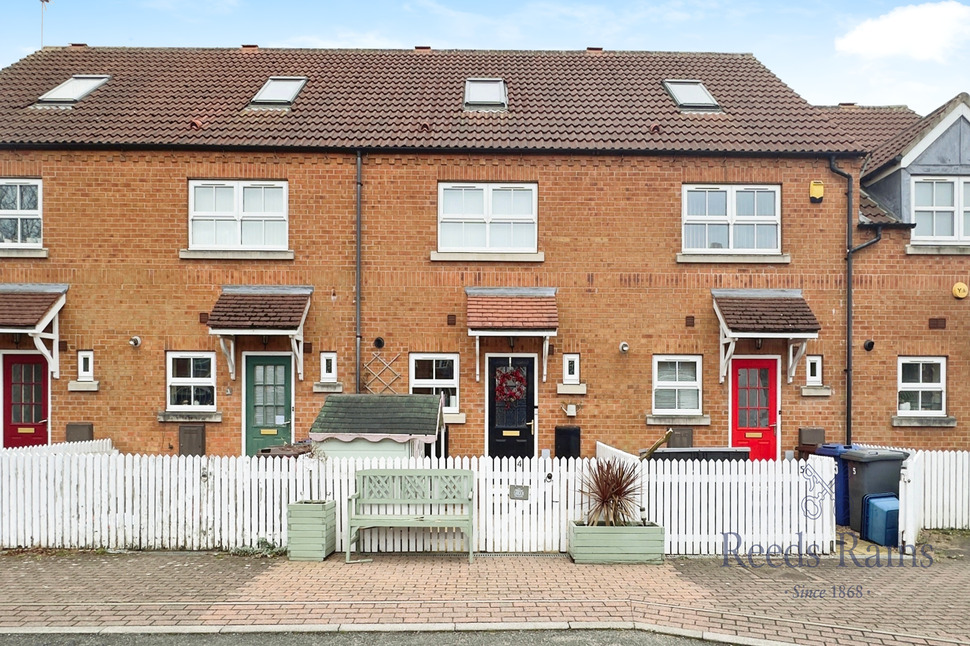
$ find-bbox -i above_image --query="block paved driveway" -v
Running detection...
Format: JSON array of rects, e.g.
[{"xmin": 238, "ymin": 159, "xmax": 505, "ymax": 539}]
[{"xmin": 0, "ymin": 546, "xmax": 967, "ymax": 646}]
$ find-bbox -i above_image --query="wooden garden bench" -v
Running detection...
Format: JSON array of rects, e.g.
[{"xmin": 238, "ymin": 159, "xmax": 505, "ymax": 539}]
[{"xmin": 345, "ymin": 468, "xmax": 475, "ymax": 563}]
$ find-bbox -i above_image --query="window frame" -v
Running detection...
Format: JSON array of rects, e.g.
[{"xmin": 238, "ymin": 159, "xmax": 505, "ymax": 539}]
[
  {"xmin": 37, "ymin": 75, "xmax": 109, "ymax": 104},
  {"xmin": 0, "ymin": 179, "xmax": 43, "ymax": 248},
  {"xmin": 652, "ymin": 354, "xmax": 703, "ymax": 416},
  {"xmin": 166, "ymin": 351, "xmax": 217, "ymax": 413},
  {"xmin": 188, "ymin": 180, "xmax": 288, "ymax": 251},
  {"xmin": 464, "ymin": 78, "xmax": 507, "ymax": 110},
  {"xmin": 806, "ymin": 355, "xmax": 823, "ymax": 387},
  {"xmin": 409, "ymin": 352, "xmax": 460, "ymax": 414},
  {"xmin": 77, "ymin": 350, "xmax": 95, "ymax": 383},
  {"xmin": 437, "ymin": 182, "xmax": 538, "ymax": 254},
  {"xmin": 319, "ymin": 351, "xmax": 338, "ymax": 383},
  {"xmin": 562, "ymin": 353, "xmax": 581, "ymax": 385},
  {"xmin": 911, "ymin": 176, "xmax": 970, "ymax": 244},
  {"xmin": 897, "ymin": 356, "xmax": 946, "ymax": 417},
  {"xmin": 251, "ymin": 76, "xmax": 307, "ymax": 107},
  {"xmin": 663, "ymin": 79, "xmax": 719, "ymax": 110},
  {"xmin": 682, "ymin": 184, "xmax": 781, "ymax": 255}
]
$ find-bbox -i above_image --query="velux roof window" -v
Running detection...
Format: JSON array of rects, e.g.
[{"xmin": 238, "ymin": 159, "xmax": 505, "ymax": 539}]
[
  {"xmin": 37, "ymin": 75, "xmax": 109, "ymax": 105},
  {"xmin": 663, "ymin": 79, "xmax": 719, "ymax": 111},
  {"xmin": 250, "ymin": 76, "xmax": 307, "ymax": 108},
  {"xmin": 464, "ymin": 78, "xmax": 507, "ymax": 111}
]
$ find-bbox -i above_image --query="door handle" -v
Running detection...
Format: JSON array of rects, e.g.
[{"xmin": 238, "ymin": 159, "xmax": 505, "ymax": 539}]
[{"xmin": 526, "ymin": 420, "xmax": 534, "ymax": 433}]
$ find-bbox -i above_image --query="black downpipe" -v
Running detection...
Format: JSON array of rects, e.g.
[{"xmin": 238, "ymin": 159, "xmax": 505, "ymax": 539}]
[{"xmin": 355, "ymin": 151, "xmax": 362, "ymax": 393}]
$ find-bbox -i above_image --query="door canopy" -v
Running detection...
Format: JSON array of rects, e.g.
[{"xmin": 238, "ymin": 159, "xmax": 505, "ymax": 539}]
[{"xmin": 0, "ymin": 283, "xmax": 69, "ymax": 378}]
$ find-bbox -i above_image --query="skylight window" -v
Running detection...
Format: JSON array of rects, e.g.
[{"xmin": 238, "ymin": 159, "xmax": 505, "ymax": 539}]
[
  {"xmin": 251, "ymin": 76, "xmax": 307, "ymax": 107},
  {"xmin": 38, "ymin": 75, "xmax": 109, "ymax": 104},
  {"xmin": 663, "ymin": 79, "xmax": 719, "ymax": 111},
  {"xmin": 464, "ymin": 78, "xmax": 507, "ymax": 111}
]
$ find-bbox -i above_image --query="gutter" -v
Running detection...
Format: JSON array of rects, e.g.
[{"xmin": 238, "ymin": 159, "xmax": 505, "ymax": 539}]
[{"xmin": 355, "ymin": 150, "xmax": 362, "ymax": 393}]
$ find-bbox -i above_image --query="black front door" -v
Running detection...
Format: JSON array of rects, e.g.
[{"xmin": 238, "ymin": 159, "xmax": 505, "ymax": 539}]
[{"xmin": 487, "ymin": 356, "xmax": 535, "ymax": 458}]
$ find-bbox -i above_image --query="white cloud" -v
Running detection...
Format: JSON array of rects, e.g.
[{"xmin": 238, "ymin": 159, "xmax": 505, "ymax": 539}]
[{"xmin": 835, "ymin": 1, "xmax": 970, "ymax": 62}]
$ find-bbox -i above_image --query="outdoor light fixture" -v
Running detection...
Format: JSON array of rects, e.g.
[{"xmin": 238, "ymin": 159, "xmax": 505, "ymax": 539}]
[
  {"xmin": 619, "ymin": 341, "xmax": 630, "ymax": 353},
  {"xmin": 863, "ymin": 340, "xmax": 875, "ymax": 351},
  {"xmin": 128, "ymin": 336, "xmax": 141, "ymax": 348}
]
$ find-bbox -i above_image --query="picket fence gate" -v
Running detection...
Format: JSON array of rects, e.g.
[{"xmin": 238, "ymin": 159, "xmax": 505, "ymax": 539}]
[{"xmin": 0, "ymin": 450, "xmax": 836, "ymax": 556}]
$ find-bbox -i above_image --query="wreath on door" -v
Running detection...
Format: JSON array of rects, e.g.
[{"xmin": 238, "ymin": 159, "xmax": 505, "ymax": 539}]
[{"xmin": 495, "ymin": 366, "xmax": 527, "ymax": 407}]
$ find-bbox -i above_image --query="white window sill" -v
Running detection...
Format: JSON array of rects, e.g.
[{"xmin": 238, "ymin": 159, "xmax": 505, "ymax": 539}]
[
  {"xmin": 179, "ymin": 249, "xmax": 295, "ymax": 260},
  {"xmin": 891, "ymin": 415, "xmax": 956, "ymax": 427},
  {"xmin": 68, "ymin": 380, "xmax": 99, "ymax": 392},
  {"xmin": 677, "ymin": 253, "xmax": 791, "ymax": 264},
  {"xmin": 801, "ymin": 385, "xmax": 831, "ymax": 397},
  {"xmin": 906, "ymin": 245, "xmax": 970, "ymax": 255},
  {"xmin": 313, "ymin": 381, "xmax": 344, "ymax": 393},
  {"xmin": 0, "ymin": 248, "xmax": 49, "ymax": 258},
  {"xmin": 557, "ymin": 383, "xmax": 587, "ymax": 395},
  {"xmin": 157, "ymin": 411, "xmax": 223, "ymax": 423},
  {"xmin": 430, "ymin": 251, "xmax": 544, "ymax": 262},
  {"xmin": 645, "ymin": 414, "xmax": 711, "ymax": 426},
  {"xmin": 443, "ymin": 412, "xmax": 466, "ymax": 424}
]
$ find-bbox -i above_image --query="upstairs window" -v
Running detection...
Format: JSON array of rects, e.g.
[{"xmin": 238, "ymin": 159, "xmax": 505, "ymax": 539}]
[
  {"xmin": 683, "ymin": 184, "xmax": 780, "ymax": 254},
  {"xmin": 0, "ymin": 179, "xmax": 42, "ymax": 247},
  {"xmin": 251, "ymin": 76, "xmax": 307, "ymax": 108},
  {"xmin": 189, "ymin": 180, "xmax": 287, "ymax": 250},
  {"xmin": 438, "ymin": 182, "xmax": 537, "ymax": 253},
  {"xmin": 38, "ymin": 75, "xmax": 109, "ymax": 105},
  {"xmin": 664, "ymin": 80, "xmax": 719, "ymax": 111},
  {"xmin": 912, "ymin": 177, "xmax": 970, "ymax": 243},
  {"xmin": 464, "ymin": 78, "xmax": 507, "ymax": 110}
]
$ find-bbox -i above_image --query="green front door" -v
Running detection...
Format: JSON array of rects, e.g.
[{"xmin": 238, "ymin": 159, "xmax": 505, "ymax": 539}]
[{"xmin": 245, "ymin": 355, "xmax": 292, "ymax": 456}]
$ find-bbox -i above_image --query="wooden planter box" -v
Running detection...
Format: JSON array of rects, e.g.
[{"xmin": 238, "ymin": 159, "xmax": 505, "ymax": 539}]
[
  {"xmin": 287, "ymin": 500, "xmax": 336, "ymax": 561},
  {"xmin": 568, "ymin": 521, "xmax": 664, "ymax": 564}
]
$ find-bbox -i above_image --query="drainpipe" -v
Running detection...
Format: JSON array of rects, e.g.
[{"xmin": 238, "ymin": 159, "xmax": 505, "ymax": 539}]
[{"xmin": 355, "ymin": 150, "xmax": 362, "ymax": 393}]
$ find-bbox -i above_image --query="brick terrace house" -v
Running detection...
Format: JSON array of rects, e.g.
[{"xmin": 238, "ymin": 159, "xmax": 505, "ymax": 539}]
[{"xmin": 0, "ymin": 45, "xmax": 941, "ymax": 458}]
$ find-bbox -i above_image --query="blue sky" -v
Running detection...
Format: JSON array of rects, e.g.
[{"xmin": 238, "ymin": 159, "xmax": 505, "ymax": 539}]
[{"xmin": 4, "ymin": 0, "xmax": 969, "ymax": 115}]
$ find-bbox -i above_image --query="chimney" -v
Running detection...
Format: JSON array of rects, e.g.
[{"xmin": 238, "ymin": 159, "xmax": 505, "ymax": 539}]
[{"xmin": 414, "ymin": 45, "xmax": 432, "ymax": 53}]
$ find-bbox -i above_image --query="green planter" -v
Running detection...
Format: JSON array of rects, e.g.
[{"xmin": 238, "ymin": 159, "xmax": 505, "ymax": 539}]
[
  {"xmin": 568, "ymin": 520, "xmax": 664, "ymax": 564},
  {"xmin": 287, "ymin": 500, "xmax": 336, "ymax": 561}
]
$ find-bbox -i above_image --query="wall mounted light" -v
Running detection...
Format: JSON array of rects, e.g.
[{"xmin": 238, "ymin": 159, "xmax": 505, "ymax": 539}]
[
  {"xmin": 619, "ymin": 341, "xmax": 630, "ymax": 353},
  {"xmin": 12, "ymin": 333, "xmax": 21, "ymax": 347},
  {"xmin": 128, "ymin": 336, "xmax": 142, "ymax": 348},
  {"xmin": 863, "ymin": 340, "xmax": 875, "ymax": 352},
  {"xmin": 755, "ymin": 338, "xmax": 763, "ymax": 350}
]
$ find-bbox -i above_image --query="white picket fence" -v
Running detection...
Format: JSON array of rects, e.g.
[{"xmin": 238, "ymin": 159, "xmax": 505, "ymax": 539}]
[
  {"xmin": 0, "ymin": 439, "xmax": 116, "ymax": 456},
  {"xmin": 0, "ymin": 449, "xmax": 836, "ymax": 556}
]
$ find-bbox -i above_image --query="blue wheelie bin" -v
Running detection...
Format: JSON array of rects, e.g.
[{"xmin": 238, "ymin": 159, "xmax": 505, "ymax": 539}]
[{"xmin": 814, "ymin": 443, "xmax": 859, "ymax": 526}]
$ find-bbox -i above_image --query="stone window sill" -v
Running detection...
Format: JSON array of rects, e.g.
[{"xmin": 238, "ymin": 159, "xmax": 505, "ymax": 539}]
[
  {"xmin": 677, "ymin": 253, "xmax": 791, "ymax": 264},
  {"xmin": 430, "ymin": 251, "xmax": 544, "ymax": 262},
  {"xmin": 443, "ymin": 412, "xmax": 466, "ymax": 424},
  {"xmin": 891, "ymin": 415, "xmax": 956, "ymax": 427},
  {"xmin": 645, "ymin": 414, "xmax": 711, "ymax": 426},
  {"xmin": 556, "ymin": 383, "xmax": 587, "ymax": 395},
  {"xmin": 68, "ymin": 380, "xmax": 99, "ymax": 392},
  {"xmin": 905, "ymin": 245, "xmax": 970, "ymax": 255},
  {"xmin": 313, "ymin": 381, "xmax": 344, "ymax": 393},
  {"xmin": 0, "ymin": 248, "xmax": 48, "ymax": 258},
  {"xmin": 157, "ymin": 411, "xmax": 223, "ymax": 423},
  {"xmin": 179, "ymin": 249, "xmax": 295, "ymax": 260},
  {"xmin": 801, "ymin": 385, "xmax": 832, "ymax": 397}
]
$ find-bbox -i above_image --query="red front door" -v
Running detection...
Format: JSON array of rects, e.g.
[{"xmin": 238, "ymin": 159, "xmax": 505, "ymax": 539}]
[
  {"xmin": 731, "ymin": 358, "xmax": 777, "ymax": 460},
  {"xmin": 2, "ymin": 355, "xmax": 49, "ymax": 448}
]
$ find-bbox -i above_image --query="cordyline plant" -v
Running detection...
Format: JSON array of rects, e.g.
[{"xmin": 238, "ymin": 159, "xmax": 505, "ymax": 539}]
[{"xmin": 581, "ymin": 458, "xmax": 642, "ymax": 526}]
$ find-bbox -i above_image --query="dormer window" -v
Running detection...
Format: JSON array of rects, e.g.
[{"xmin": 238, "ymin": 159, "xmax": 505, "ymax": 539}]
[
  {"xmin": 663, "ymin": 79, "xmax": 719, "ymax": 111},
  {"xmin": 37, "ymin": 75, "xmax": 109, "ymax": 105},
  {"xmin": 464, "ymin": 78, "xmax": 507, "ymax": 111},
  {"xmin": 250, "ymin": 76, "xmax": 307, "ymax": 108}
]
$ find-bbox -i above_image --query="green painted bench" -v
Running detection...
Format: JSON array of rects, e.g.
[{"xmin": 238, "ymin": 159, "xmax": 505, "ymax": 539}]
[{"xmin": 346, "ymin": 468, "xmax": 475, "ymax": 563}]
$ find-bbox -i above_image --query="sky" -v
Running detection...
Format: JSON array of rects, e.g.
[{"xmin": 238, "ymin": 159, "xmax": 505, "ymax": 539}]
[{"xmin": 3, "ymin": 0, "xmax": 969, "ymax": 116}]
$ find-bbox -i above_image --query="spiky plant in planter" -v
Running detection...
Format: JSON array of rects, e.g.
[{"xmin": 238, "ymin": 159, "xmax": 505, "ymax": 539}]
[{"xmin": 582, "ymin": 458, "xmax": 641, "ymax": 526}]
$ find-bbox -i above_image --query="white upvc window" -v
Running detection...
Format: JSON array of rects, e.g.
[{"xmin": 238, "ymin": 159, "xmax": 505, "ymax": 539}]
[
  {"xmin": 912, "ymin": 177, "xmax": 970, "ymax": 243},
  {"xmin": 806, "ymin": 355, "xmax": 823, "ymax": 387},
  {"xmin": 652, "ymin": 355, "xmax": 702, "ymax": 415},
  {"xmin": 320, "ymin": 351, "xmax": 337, "ymax": 383},
  {"xmin": 682, "ymin": 184, "xmax": 781, "ymax": 254},
  {"xmin": 188, "ymin": 180, "xmax": 288, "ymax": 250},
  {"xmin": 77, "ymin": 350, "xmax": 95, "ymax": 382},
  {"xmin": 897, "ymin": 356, "xmax": 946, "ymax": 416},
  {"xmin": 167, "ymin": 352, "xmax": 217, "ymax": 412},
  {"xmin": 563, "ymin": 353, "xmax": 580, "ymax": 385},
  {"xmin": 438, "ymin": 183, "xmax": 537, "ymax": 253},
  {"xmin": 409, "ymin": 353, "xmax": 460, "ymax": 413},
  {"xmin": 0, "ymin": 179, "xmax": 42, "ymax": 247}
]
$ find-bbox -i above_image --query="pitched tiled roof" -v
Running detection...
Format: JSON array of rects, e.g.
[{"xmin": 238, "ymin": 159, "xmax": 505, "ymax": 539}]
[
  {"xmin": 713, "ymin": 290, "xmax": 820, "ymax": 334},
  {"xmin": 859, "ymin": 191, "xmax": 902, "ymax": 225},
  {"xmin": 0, "ymin": 284, "xmax": 68, "ymax": 328},
  {"xmin": 308, "ymin": 394, "xmax": 441, "ymax": 438},
  {"xmin": 864, "ymin": 93, "xmax": 970, "ymax": 179},
  {"xmin": 466, "ymin": 287, "xmax": 558, "ymax": 330},
  {"xmin": 0, "ymin": 46, "xmax": 862, "ymax": 154},
  {"xmin": 206, "ymin": 286, "xmax": 312, "ymax": 330},
  {"xmin": 816, "ymin": 104, "xmax": 921, "ymax": 153}
]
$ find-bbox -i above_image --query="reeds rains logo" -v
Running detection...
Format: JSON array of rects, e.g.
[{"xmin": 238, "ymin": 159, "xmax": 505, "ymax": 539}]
[{"xmin": 720, "ymin": 461, "xmax": 933, "ymax": 569}]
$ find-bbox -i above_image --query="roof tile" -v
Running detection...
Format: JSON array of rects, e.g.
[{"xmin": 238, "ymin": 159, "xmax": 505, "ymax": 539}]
[
  {"xmin": 715, "ymin": 296, "xmax": 820, "ymax": 334},
  {"xmin": 0, "ymin": 292, "xmax": 62, "ymax": 327},
  {"xmin": 467, "ymin": 295, "xmax": 558, "ymax": 330},
  {"xmin": 207, "ymin": 292, "xmax": 310, "ymax": 330}
]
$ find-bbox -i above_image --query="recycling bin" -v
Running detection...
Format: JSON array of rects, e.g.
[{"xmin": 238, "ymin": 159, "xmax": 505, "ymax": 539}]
[
  {"xmin": 814, "ymin": 443, "xmax": 860, "ymax": 526},
  {"xmin": 842, "ymin": 448, "xmax": 908, "ymax": 533},
  {"xmin": 862, "ymin": 493, "xmax": 899, "ymax": 547}
]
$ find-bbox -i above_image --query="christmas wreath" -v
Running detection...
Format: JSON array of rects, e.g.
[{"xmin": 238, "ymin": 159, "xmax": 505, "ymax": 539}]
[{"xmin": 495, "ymin": 366, "xmax": 527, "ymax": 407}]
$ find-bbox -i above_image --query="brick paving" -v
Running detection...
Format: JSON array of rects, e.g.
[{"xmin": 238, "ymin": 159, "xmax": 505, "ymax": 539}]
[{"xmin": 0, "ymin": 547, "xmax": 967, "ymax": 646}]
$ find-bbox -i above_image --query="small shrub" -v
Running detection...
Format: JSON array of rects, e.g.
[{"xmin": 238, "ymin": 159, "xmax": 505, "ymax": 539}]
[
  {"xmin": 229, "ymin": 538, "xmax": 287, "ymax": 558},
  {"xmin": 581, "ymin": 458, "xmax": 641, "ymax": 526}
]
